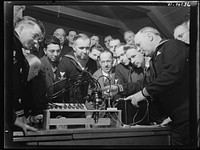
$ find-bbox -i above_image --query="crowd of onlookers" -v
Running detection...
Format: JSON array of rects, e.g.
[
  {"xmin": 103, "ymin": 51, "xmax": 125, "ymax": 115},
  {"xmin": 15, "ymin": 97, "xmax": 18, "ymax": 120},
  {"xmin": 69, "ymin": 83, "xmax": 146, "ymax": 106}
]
[{"xmin": 8, "ymin": 5, "xmax": 191, "ymax": 146}]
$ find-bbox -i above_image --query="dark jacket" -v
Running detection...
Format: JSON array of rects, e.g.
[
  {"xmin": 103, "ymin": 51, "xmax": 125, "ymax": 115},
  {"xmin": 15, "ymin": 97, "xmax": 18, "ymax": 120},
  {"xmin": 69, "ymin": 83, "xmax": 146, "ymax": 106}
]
[
  {"xmin": 116, "ymin": 63, "xmax": 144, "ymax": 96},
  {"xmin": 58, "ymin": 44, "xmax": 74, "ymax": 61},
  {"xmin": 22, "ymin": 69, "xmax": 47, "ymax": 116},
  {"xmin": 13, "ymin": 32, "xmax": 29, "ymax": 121},
  {"xmin": 40, "ymin": 56, "xmax": 57, "ymax": 99},
  {"xmin": 115, "ymin": 63, "xmax": 144, "ymax": 89},
  {"xmin": 145, "ymin": 39, "xmax": 189, "ymax": 125},
  {"xmin": 114, "ymin": 63, "xmax": 145, "ymax": 124}
]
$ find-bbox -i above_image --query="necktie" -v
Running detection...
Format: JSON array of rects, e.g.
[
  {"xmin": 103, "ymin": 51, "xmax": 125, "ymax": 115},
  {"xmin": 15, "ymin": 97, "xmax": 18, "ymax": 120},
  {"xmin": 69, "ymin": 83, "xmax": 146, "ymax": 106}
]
[{"xmin": 104, "ymin": 77, "xmax": 109, "ymax": 87}]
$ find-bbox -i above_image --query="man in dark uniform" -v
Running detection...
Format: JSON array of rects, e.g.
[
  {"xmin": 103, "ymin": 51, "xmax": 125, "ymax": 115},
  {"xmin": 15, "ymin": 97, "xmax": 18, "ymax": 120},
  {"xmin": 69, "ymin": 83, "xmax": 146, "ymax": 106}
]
[
  {"xmin": 55, "ymin": 33, "xmax": 97, "ymax": 119},
  {"xmin": 12, "ymin": 16, "xmax": 45, "ymax": 135},
  {"xmin": 125, "ymin": 27, "xmax": 189, "ymax": 146}
]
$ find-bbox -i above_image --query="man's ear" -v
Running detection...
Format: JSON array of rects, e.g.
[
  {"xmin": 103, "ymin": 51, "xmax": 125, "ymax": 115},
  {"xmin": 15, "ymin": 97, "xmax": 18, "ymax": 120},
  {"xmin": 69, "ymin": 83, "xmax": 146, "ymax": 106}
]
[
  {"xmin": 33, "ymin": 65, "xmax": 38, "ymax": 72},
  {"xmin": 72, "ymin": 44, "xmax": 76, "ymax": 52},
  {"xmin": 18, "ymin": 25, "xmax": 24, "ymax": 35},
  {"xmin": 66, "ymin": 35, "xmax": 69, "ymax": 40},
  {"xmin": 147, "ymin": 33, "xmax": 153, "ymax": 42},
  {"xmin": 43, "ymin": 48, "xmax": 47, "ymax": 55}
]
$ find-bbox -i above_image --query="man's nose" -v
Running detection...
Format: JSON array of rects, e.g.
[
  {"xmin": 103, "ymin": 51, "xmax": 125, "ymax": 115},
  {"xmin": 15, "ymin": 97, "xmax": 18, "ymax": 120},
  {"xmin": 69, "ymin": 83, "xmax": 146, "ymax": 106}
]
[
  {"xmin": 120, "ymin": 57, "xmax": 124, "ymax": 62},
  {"xmin": 33, "ymin": 39, "xmax": 39, "ymax": 45},
  {"xmin": 83, "ymin": 48, "xmax": 88, "ymax": 53},
  {"xmin": 104, "ymin": 61, "xmax": 109, "ymax": 66},
  {"xmin": 131, "ymin": 59, "xmax": 135, "ymax": 64},
  {"xmin": 53, "ymin": 51, "xmax": 59, "ymax": 56}
]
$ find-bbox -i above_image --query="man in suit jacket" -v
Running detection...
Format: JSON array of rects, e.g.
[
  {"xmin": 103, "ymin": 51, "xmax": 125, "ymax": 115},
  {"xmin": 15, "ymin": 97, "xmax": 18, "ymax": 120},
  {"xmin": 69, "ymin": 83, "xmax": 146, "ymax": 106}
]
[
  {"xmin": 92, "ymin": 50, "xmax": 115, "ymax": 118},
  {"xmin": 40, "ymin": 35, "xmax": 61, "ymax": 100},
  {"xmin": 11, "ymin": 16, "xmax": 45, "ymax": 136},
  {"xmin": 93, "ymin": 50, "xmax": 115, "ymax": 92},
  {"xmin": 23, "ymin": 36, "xmax": 61, "ymax": 128}
]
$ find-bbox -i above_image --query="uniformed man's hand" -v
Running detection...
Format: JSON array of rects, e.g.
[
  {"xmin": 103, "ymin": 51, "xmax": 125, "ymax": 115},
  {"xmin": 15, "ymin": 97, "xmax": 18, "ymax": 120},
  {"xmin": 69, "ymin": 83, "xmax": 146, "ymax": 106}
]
[
  {"xmin": 124, "ymin": 91, "xmax": 145, "ymax": 108},
  {"xmin": 160, "ymin": 117, "xmax": 172, "ymax": 126},
  {"xmin": 14, "ymin": 116, "xmax": 37, "ymax": 136}
]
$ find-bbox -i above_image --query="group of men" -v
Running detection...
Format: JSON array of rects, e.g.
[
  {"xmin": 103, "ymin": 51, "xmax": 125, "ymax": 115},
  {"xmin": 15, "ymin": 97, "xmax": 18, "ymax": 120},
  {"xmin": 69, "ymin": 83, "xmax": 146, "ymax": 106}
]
[{"xmin": 6, "ymin": 6, "xmax": 191, "ymax": 146}]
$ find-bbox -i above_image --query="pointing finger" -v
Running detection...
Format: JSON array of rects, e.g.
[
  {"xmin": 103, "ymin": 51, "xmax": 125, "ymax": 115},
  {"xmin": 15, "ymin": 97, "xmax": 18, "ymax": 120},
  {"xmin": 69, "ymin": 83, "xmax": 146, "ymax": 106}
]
[{"xmin": 124, "ymin": 96, "xmax": 132, "ymax": 101}]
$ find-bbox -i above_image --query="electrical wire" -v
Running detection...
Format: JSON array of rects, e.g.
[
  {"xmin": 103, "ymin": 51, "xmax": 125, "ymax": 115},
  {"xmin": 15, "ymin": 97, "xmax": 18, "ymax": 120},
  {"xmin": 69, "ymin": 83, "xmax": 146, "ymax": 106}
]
[
  {"xmin": 106, "ymin": 98, "xmax": 149, "ymax": 127},
  {"xmin": 131, "ymin": 99, "xmax": 149, "ymax": 125}
]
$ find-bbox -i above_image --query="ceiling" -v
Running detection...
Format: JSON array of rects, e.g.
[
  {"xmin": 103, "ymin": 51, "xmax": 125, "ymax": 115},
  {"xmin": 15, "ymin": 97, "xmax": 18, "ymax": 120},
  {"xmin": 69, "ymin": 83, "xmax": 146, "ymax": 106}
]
[{"xmin": 23, "ymin": 3, "xmax": 190, "ymax": 41}]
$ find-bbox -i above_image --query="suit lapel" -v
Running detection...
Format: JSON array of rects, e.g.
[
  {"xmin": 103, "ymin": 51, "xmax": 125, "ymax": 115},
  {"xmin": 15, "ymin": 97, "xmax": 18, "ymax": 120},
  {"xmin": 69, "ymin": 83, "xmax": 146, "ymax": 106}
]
[{"xmin": 42, "ymin": 56, "xmax": 54, "ymax": 80}]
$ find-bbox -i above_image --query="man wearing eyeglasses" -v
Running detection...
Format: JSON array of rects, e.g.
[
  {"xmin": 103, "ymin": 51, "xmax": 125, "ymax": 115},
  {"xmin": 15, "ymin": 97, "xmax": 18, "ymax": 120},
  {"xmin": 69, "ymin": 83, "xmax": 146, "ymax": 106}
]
[{"xmin": 55, "ymin": 33, "xmax": 97, "ymax": 120}]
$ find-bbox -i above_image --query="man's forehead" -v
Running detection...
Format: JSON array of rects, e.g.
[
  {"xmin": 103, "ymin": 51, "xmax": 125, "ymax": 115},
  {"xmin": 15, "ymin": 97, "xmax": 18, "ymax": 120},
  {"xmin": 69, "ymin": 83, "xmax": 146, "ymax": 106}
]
[
  {"xmin": 54, "ymin": 29, "xmax": 65, "ymax": 35},
  {"xmin": 91, "ymin": 48, "xmax": 100, "ymax": 53},
  {"xmin": 69, "ymin": 31, "xmax": 76, "ymax": 35},
  {"xmin": 134, "ymin": 33, "xmax": 144, "ymax": 43},
  {"xmin": 110, "ymin": 41, "xmax": 119, "ymax": 46},
  {"xmin": 126, "ymin": 48, "xmax": 138, "ymax": 56},
  {"xmin": 115, "ymin": 46, "xmax": 124, "ymax": 54},
  {"xmin": 75, "ymin": 38, "xmax": 90, "ymax": 45},
  {"xmin": 32, "ymin": 25, "xmax": 43, "ymax": 38},
  {"xmin": 100, "ymin": 53, "xmax": 112, "ymax": 60},
  {"xmin": 105, "ymin": 36, "xmax": 112, "ymax": 41},
  {"xmin": 91, "ymin": 36, "xmax": 99, "ymax": 40},
  {"xmin": 47, "ymin": 43, "xmax": 60, "ymax": 49},
  {"xmin": 125, "ymin": 32, "xmax": 134, "ymax": 37},
  {"xmin": 175, "ymin": 25, "xmax": 187, "ymax": 34}
]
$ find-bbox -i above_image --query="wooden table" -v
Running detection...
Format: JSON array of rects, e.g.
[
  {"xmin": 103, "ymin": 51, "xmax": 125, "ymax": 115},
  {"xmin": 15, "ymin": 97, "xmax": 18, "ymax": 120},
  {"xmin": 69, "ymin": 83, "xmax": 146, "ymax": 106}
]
[{"xmin": 13, "ymin": 125, "xmax": 171, "ymax": 146}]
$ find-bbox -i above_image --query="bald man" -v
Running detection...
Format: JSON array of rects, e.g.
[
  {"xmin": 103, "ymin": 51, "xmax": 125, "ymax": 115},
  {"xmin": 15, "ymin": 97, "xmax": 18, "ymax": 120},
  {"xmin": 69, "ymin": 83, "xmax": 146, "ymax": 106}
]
[
  {"xmin": 126, "ymin": 26, "xmax": 189, "ymax": 145},
  {"xmin": 12, "ymin": 16, "xmax": 45, "ymax": 136},
  {"xmin": 123, "ymin": 30, "xmax": 136, "ymax": 46},
  {"xmin": 173, "ymin": 22, "xmax": 190, "ymax": 44}
]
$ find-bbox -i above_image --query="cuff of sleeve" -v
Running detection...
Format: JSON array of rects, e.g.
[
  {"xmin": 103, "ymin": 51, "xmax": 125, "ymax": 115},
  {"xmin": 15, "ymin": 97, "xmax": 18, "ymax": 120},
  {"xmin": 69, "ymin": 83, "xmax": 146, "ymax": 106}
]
[
  {"xmin": 15, "ymin": 110, "xmax": 24, "ymax": 117},
  {"xmin": 117, "ymin": 84, "xmax": 123, "ymax": 92},
  {"xmin": 142, "ymin": 87, "xmax": 150, "ymax": 97}
]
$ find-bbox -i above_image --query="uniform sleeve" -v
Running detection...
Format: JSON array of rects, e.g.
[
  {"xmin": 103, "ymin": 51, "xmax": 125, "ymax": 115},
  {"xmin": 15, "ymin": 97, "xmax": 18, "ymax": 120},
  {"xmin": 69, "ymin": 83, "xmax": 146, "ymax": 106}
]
[
  {"xmin": 30, "ymin": 69, "xmax": 47, "ymax": 115},
  {"xmin": 115, "ymin": 65, "xmax": 125, "ymax": 84},
  {"xmin": 145, "ymin": 40, "xmax": 189, "ymax": 96},
  {"xmin": 115, "ymin": 65, "xmax": 143, "ymax": 96},
  {"xmin": 13, "ymin": 64, "xmax": 24, "ymax": 116},
  {"xmin": 119, "ymin": 79, "xmax": 143, "ymax": 96}
]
